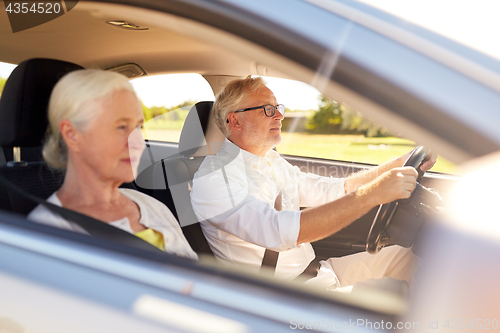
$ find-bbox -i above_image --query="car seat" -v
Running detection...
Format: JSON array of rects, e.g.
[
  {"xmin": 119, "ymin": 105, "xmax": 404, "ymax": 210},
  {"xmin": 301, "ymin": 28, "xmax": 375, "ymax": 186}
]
[
  {"xmin": 0, "ymin": 58, "xmax": 83, "ymax": 215},
  {"xmin": 151, "ymin": 101, "xmax": 225, "ymax": 255}
]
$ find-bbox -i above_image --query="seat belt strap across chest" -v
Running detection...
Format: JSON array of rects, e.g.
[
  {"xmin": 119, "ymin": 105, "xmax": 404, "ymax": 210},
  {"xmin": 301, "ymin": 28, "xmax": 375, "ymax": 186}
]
[
  {"xmin": 0, "ymin": 176, "xmax": 164, "ymax": 253},
  {"xmin": 260, "ymin": 191, "xmax": 282, "ymax": 273}
]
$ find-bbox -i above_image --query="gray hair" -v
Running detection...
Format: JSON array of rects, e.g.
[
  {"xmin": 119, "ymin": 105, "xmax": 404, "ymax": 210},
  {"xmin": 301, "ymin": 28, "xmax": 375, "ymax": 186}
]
[
  {"xmin": 212, "ymin": 76, "xmax": 267, "ymax": 137},
  {"xmin": 43, "ymin": 69, "xmax": 136, "ymax": 169}
]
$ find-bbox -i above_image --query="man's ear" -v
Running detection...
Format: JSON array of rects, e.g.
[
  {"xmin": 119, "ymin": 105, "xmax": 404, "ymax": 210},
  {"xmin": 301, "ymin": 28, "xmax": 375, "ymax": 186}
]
[
  {"xmin": 227, "ymin": 113, "xmax": 242, "ymax": 130},
  {"xmin": 59, "ymin": 119, "xmax": 81, "ymax": 153}
]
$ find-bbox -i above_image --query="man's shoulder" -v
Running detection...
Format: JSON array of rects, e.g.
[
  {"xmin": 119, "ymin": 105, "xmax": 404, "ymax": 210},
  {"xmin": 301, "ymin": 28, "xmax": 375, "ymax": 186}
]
[
  {"xmin": 195, "ymin": 147, "xmax": 244, "ymax": 176},
  {"xmin": 272, "ymin": 153, "xmax": 298, "ymax": 172},
  {"xmin": 195, "ymin": 157, "xmax": 242, "ymax": 182}
]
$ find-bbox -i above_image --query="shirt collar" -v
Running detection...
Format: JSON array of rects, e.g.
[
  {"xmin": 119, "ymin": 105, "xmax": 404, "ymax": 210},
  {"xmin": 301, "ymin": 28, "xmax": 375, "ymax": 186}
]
[{"xmin": 222, "ymin": 138, "xmax": 280, "ymax": 165}]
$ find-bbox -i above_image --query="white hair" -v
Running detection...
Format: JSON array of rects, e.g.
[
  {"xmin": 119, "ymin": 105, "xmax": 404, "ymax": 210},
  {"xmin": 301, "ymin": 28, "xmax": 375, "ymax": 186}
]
[
  {"xmin": 43, "ymin": 69, "xmax": 136, "ymax": 169},
  {"xmin": 212, "ymin": 76, "xmax": 267, "ymax": 137}
]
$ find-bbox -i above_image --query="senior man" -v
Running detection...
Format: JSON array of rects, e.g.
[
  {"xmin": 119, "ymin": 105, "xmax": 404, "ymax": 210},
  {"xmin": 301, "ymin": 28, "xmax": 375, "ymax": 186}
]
[{"xmin": 191, "ymin": 76, "xmax": 435, "ymax": 288}]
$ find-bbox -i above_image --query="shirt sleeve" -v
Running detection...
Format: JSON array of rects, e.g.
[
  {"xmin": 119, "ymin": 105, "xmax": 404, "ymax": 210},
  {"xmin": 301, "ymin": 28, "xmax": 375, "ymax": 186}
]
[
  {"xmin": 293, "ymin": 165, "xmax": 346, "ymax": 207},
  {"xmin": 191, "ymin": 162, "xmax": 301, "ymax": 251}
]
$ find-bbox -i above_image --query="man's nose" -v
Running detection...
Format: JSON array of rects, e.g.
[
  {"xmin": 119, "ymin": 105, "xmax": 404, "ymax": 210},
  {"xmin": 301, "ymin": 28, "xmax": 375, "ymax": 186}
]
[{"xmin": 274, "ymin": 109, "xmax": 284, "ymax": 120}]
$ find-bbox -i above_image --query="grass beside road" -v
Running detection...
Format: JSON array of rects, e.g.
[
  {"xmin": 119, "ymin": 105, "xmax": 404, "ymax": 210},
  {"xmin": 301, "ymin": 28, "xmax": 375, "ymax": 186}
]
[
  {"xmin": 143, "ymin": 129, "xmax": 457, "ymax": 174},
  {"xmin": 279, "ymin": 133, "xmax": 457, "ymax": 174}
]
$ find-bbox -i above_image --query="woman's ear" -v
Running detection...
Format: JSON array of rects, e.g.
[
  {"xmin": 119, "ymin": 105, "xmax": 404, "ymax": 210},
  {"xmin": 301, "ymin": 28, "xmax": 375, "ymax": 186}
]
[{"xmin": 59, "ymin": 119, "xmax": 80, "ymax": 152}]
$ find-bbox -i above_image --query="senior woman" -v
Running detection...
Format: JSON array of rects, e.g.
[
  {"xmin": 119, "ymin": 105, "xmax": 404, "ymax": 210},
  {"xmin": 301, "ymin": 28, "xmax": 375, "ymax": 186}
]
[{"xmin": 28, "ymin": 69, "xmax": 197, "ymax": 260}]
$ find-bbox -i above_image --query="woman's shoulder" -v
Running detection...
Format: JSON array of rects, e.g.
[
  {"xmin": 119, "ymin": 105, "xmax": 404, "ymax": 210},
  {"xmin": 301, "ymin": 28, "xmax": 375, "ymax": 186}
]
[
  {"xmin": 27, "ymin": 192, "xmax": 88, "ymax": 233},
  {"xmin": 27, "ymin": 192, "xmax": 60, "ymax": 220}
]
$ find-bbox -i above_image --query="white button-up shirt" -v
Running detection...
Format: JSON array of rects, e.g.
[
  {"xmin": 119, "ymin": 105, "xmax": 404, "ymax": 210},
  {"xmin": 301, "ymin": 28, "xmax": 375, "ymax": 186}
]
[{"xmin": 191, "ymin": 139, "xmax": 345, "ymax": 279}]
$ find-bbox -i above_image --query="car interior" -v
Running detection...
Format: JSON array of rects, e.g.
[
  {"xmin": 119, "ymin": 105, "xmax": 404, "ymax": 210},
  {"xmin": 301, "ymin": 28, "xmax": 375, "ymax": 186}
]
[
  {"xmin": 5, "ymin": 2, "xmax": 500, "ymax": 331},
  {"xmin": 0, "ymin": 1, "xmax": 458, "ymax": 273}
]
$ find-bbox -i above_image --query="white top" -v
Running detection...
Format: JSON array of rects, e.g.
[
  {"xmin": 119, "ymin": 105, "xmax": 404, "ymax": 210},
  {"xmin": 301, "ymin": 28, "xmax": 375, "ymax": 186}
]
[
  {"xmin": 191, "ymin": 139, "xmax": 345, "ymax": 279},
  {"xmin": 28, "ymin": 188, "xmax": 198, "ymax": 260}
]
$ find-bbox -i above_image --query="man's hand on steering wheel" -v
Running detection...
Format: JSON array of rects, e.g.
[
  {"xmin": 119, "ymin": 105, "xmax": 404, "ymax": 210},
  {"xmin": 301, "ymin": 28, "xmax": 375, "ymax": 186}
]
[
  {"xmin": 419, "ymin": 153, "xmax": 437, "ymax": 172},
  {"xmin": 400, "ymin": 150, "xmax": 437, "ymax": 173},
  {"xmin": 363, "ymin": 167, "xmax": 418, "ymax": 206},
  {"xmin": 366, "ymin": 146, "xmax": 433, "ymax": 254}
]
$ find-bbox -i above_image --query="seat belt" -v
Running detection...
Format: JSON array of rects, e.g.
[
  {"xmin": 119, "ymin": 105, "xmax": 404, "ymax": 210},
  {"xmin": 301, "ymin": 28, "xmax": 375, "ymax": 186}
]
[
  {"xmin": 260, "ymin": 191, "xmax": 282, "ymax": 273},
  {"xmin": 260, "ymin": 191, "xmax": 322, "ymax": 278},
  {"xmin": 0, "ymin": 176, "xmax": 165, "ymax": 253},
  {"xmin": 0, "ymin": 148, "xmax": 6, "ymax": 167}
]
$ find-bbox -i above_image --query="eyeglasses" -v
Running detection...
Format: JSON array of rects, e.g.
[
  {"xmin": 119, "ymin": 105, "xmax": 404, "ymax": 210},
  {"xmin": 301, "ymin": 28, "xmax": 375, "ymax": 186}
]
[{"xmin": 226, "ymin": 104, "xmax": 285, "ymax": 123}]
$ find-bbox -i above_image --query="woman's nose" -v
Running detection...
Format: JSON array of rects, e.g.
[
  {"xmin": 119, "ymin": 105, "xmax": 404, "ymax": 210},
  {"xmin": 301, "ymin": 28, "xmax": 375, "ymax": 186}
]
[{"xmin": 128, "ymin": 126, "xmax": 145, "ymax": 151}]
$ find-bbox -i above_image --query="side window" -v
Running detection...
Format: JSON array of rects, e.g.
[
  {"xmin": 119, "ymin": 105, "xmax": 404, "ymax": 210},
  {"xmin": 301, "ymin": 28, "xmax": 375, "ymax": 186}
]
[
  {"xmin": 131, "ymin": 73, "xmax": 215, "ymax": 143},
  {"xmin": 0, "ymin": 61, "xmax": 17, "ymax": 96},
  {"xmin": 0, "ymin": 61, "xmax": 17, "ymax": 165},
  {"xmin": 264, "ymin": 76, "xmax": 456, "ymax": 174}
]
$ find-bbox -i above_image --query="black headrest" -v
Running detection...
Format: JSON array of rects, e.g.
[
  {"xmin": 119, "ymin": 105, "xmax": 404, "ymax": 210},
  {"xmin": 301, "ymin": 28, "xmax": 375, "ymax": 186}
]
[
  {"xmin": 0, "ymin": 58, "xmax": 83, "ymax": 148},
  {"xmin": 178, "ymin": 101, "xmax": 214, "ymax": 156}
]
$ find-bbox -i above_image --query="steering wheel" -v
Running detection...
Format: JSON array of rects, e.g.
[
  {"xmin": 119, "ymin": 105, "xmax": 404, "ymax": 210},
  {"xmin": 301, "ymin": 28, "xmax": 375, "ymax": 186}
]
[{"xmin": 366, "ymin": 146, "xmax": 431, "ymax": 254}]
